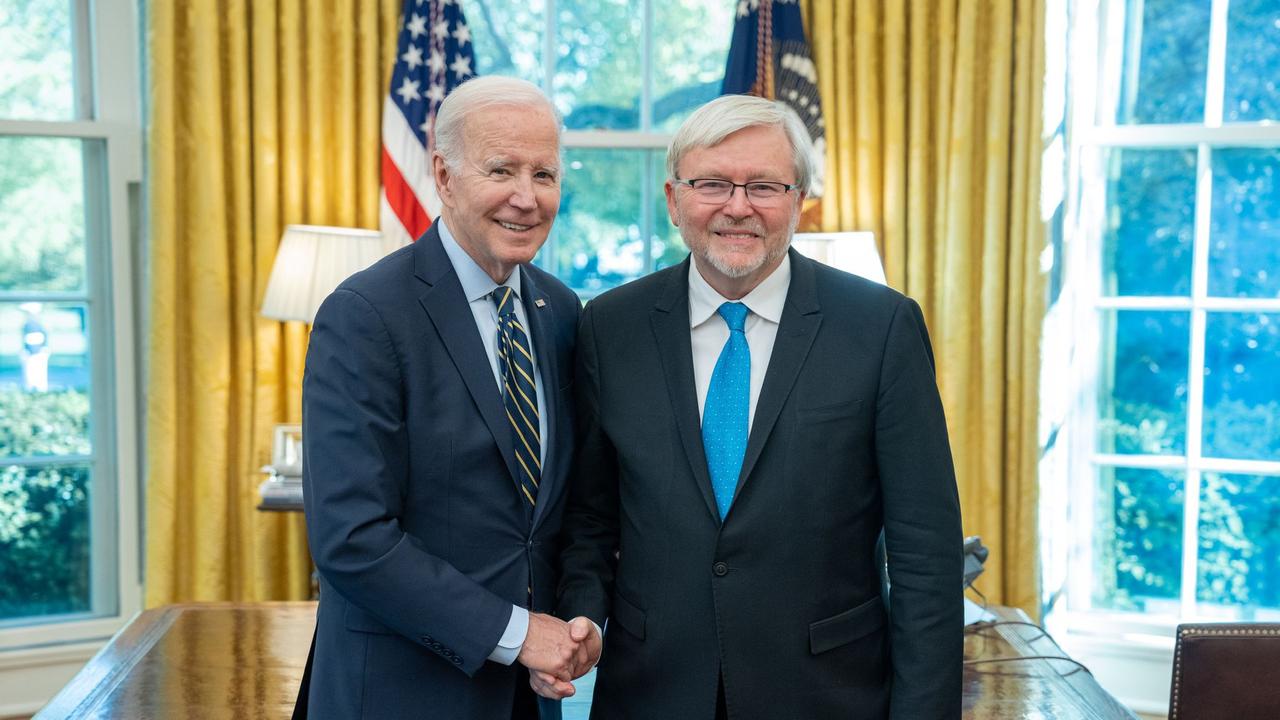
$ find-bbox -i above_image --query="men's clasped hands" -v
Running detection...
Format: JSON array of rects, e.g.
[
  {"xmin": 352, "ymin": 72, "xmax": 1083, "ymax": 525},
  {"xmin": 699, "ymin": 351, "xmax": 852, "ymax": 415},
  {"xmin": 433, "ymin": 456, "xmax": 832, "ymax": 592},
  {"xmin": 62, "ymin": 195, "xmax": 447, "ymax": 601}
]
[{"xmin": 519, "ymin": 614, "xmax": 601, "ymax": 699}]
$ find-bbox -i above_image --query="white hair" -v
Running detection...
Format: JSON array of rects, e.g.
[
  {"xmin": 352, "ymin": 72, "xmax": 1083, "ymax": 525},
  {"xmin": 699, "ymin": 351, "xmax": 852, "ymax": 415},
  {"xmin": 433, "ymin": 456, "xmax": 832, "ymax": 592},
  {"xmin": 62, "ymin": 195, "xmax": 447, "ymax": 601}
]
[
  {"xmin": 666, "ymin": 94, "xmax": 815, "ymax": 193},
  {"xmin": 433, "ymin": 76, "xmax": 562, "ymax": 169}
]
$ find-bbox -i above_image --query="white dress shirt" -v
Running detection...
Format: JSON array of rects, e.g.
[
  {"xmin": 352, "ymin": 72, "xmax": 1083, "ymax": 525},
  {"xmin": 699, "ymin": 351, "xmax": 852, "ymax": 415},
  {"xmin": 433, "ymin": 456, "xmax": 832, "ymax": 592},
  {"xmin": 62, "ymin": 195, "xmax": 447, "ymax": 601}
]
[
  {"xmin": 437, "ymin": 220, "xmax": 545, "ymax": 666},
  {"xmin": 688, "ymin": 254, "xmax": 792, "ymax": 430}
]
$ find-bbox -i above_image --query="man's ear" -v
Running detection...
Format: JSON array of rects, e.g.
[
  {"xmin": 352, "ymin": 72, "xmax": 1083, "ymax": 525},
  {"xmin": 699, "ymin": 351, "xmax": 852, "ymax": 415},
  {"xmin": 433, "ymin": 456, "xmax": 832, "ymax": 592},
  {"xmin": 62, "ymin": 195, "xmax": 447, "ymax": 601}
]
[
  {"xmin": 663, "ymin": 180, "xmax": 679, "ymax": 227},
  {"xmin": 432, "ymin": 152, "xmax": 454, "ymax": 208}
]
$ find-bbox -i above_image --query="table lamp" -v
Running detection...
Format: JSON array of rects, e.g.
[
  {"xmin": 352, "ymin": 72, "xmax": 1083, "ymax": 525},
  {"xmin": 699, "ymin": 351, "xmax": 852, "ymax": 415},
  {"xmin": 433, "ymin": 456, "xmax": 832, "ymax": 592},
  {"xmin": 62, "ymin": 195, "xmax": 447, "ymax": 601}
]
[
  {"xmin": 260, "ymin": 224, "xmax": 399, "ymax": 323},
  {"xmin": 258, "ymin": 224, "xmax": 401, "ymax": 508}
]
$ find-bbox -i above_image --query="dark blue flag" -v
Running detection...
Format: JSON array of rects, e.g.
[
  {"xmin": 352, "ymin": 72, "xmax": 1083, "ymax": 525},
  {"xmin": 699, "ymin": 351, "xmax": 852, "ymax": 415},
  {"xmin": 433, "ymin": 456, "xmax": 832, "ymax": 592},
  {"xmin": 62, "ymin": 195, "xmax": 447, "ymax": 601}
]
[{"xmin": 722, "ymin": 0, "xmax": 826, "ymax": 196}]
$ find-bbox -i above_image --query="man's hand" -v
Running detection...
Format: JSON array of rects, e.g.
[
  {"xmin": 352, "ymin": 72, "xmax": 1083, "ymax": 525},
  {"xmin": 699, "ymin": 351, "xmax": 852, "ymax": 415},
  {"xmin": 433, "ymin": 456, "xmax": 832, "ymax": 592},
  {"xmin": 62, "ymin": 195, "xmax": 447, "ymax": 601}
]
[
  {"xmin": 518, "ymin": 613, "xmax": 580, "ymax": 680},
  {"xmin": 523, "ymin": 615, "xmax": 603, "ymax": 700},
  {"xmin": 567, "ymin": 616, "xmax": 602, "ymax": 675}
]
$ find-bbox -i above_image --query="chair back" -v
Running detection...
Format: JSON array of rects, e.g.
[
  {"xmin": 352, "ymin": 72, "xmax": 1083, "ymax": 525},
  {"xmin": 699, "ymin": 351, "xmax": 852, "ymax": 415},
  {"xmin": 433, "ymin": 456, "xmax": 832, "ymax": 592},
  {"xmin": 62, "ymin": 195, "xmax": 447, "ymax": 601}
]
[{"xmin": 1169, "ymin": 623, "xmax": 1280, "ymax": 719}]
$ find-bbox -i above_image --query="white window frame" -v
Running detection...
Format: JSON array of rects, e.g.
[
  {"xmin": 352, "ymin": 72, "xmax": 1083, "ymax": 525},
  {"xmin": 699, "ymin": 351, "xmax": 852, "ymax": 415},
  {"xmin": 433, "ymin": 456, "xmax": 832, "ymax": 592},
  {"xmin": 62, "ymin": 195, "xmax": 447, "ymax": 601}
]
[
  {"xmin": 1049, "ymin": 0, "xmax": 1280, "ymax": 712},
  {"xmin": 0, "ymin": 0, "xmax": 142, "ymax": 705}
]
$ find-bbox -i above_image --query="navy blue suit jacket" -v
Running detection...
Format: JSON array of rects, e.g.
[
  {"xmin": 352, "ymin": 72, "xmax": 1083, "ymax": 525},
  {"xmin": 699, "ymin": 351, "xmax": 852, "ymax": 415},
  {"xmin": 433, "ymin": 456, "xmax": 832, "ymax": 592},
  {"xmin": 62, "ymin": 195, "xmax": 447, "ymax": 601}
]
[
  {"xmin": 558, "ymin": 250, "xmax": 963, "ymax": 719},
  {"xmin": 300, "ymin": 222, "xmax": 579, "ymax": 719}
]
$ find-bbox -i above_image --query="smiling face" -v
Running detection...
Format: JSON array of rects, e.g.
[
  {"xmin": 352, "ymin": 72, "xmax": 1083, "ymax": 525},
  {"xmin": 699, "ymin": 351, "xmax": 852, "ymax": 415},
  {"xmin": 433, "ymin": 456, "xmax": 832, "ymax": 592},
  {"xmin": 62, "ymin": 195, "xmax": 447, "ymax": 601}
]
[
  {"xmin": 665, "ymin": 123, "xmax": 805, "ymax": 299},
  {"xmin": 433, "ymin": 104, "xmax": 562, "ymax": 283}
]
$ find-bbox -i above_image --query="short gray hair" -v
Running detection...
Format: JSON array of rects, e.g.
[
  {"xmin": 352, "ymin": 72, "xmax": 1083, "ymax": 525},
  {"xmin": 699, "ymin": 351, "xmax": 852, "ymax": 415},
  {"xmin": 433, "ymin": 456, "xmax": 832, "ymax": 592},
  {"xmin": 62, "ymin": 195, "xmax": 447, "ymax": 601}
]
[
  {"xmin": 666, "ymin": 94, "xmax": 815, "ymax": 194},
  {"xmin": 433, "ymin": 76, "xmax": 562, "ymax": 169}
]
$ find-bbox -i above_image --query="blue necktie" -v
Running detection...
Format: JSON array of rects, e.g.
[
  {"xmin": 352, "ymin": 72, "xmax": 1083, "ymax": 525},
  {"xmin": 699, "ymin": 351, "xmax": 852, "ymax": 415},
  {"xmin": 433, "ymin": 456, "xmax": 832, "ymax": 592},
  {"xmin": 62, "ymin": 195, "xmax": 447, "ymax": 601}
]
[
  {"xmin": 703, "ymin": 302, "xmax": 750, "ymax": 519},
  {"xmin": 492, "ymin": 286, "xmax": 541, "ymax": 509}
]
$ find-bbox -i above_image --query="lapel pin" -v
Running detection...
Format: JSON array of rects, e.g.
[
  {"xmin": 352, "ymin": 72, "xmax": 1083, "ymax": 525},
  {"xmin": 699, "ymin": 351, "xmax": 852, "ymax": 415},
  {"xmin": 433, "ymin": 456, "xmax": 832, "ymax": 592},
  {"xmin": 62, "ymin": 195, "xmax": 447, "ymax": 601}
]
[{"xmin": 535, "ymin": 298, "xmax": 546, "ymax": 308}]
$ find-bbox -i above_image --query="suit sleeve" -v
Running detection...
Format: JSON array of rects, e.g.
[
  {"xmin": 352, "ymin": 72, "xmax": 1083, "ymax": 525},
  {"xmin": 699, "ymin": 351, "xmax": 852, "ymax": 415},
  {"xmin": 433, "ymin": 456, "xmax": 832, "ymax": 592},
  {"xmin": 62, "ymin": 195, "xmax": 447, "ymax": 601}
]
[
  {"xmin": 555, "ymin": 301, "xmax": 619, "ymax": 628},
  {"xmin": 875, "ymin": 297, "xmax": 964, "ymax": 719},
  {"xmin": 302, "ymin": 288, "xmax": 512, "ymax": 677}
]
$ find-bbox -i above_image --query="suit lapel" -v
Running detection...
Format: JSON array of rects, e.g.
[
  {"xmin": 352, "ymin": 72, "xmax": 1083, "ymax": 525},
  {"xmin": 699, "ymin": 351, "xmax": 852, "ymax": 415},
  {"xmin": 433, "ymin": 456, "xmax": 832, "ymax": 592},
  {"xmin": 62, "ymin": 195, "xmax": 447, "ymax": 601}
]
[
  {"xmin": 519, "ymin": 267, "xmax": 560, "ymax": 530},
  {"xmin": 414, "ymin": 225, "xmax": 522, "ymax": 491},
  {"xmin": 651, "ymin": 259, "xmax": 721, "ymax": 524},
  {"xmin": 733, "ymin": 249, "xmax": 822, "ymax": 508}
]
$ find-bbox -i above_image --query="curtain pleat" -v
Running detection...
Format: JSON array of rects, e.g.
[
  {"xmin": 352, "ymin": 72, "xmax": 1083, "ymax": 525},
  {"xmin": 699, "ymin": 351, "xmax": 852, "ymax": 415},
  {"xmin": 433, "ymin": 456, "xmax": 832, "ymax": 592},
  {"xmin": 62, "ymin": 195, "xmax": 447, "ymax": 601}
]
[
  {"xmin": 146, "ymin": 0, "xmax": 403, "ymax": 606},
  {"xmin": 803, "ymin": 0, "xmax": 1047, "ymax": 614}
]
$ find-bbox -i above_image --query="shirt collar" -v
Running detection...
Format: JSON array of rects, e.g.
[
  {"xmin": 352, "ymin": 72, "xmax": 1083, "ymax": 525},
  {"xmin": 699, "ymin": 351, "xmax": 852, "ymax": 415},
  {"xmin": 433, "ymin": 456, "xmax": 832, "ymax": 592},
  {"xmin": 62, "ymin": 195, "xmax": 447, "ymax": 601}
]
[
  {"xmin": 687, "ymin": 252, "xmax": 791, "ymax": 329},
  {"xmin": 438, "ymin": 219, "xmax": 522, "ymax": 303}
]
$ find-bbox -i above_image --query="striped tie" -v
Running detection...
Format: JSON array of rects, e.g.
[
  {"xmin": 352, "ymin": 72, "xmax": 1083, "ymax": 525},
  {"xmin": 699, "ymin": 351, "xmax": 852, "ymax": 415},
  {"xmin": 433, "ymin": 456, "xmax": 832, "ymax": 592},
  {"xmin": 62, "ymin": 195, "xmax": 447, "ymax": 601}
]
[{"xmin": 492, "ymin": 286, "xmax": 541, "ymax": 509}]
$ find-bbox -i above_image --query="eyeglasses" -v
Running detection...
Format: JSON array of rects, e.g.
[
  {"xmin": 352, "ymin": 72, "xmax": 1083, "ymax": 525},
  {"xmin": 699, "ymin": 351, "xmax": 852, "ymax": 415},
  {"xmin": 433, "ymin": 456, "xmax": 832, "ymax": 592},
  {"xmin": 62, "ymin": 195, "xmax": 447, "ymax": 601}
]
[{"xmin": 673, "ymin": 177, "xmax": 800, "ymax": 206}]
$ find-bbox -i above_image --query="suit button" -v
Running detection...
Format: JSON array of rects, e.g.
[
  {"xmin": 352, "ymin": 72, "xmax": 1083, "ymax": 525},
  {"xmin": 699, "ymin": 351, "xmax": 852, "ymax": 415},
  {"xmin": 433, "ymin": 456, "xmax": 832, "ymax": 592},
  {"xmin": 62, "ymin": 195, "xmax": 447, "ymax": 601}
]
[
  {"xmin": 713, "ymin": 562, "xmax": 728, "ymax": 577},
  {"xmin": 453, "ymin": 656, "xmax": 463, "ymax": 665}
]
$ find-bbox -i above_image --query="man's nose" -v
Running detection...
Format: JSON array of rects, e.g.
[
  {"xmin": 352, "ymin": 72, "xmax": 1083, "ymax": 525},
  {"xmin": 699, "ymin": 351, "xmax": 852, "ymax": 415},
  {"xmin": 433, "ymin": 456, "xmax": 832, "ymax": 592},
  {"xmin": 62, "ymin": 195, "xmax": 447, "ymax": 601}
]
[
  {"xmin": 508, "ymin": 174, "xmax": 537, "ymax": 210},
  {"xmin": 721, "ymin": 184, "xmax": 756, "ymax": 216}
]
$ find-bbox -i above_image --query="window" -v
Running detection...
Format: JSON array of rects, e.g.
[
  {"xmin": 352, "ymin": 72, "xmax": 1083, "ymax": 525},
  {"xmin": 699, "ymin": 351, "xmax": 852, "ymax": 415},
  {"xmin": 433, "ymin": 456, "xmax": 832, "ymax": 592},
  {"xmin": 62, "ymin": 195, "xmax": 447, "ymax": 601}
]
[
  {"xmin": 0, "ymin": 0, "xmax": 141, "ymax": 655},
  {"xmin": 1053, "ymin": 0, "xmax": 1280, "ymax": 627},
  {"xmin": 466, "ymin": 0, "xmax": 734, "ymax": 297}
]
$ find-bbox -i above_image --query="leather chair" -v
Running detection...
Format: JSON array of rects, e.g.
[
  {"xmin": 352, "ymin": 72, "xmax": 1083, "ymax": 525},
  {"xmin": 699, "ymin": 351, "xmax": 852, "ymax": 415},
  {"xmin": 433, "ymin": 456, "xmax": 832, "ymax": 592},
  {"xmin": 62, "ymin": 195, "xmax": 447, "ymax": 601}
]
[{"xmin": 1168, "ymin": 622, "xmax": 1280, "ymax": 719}]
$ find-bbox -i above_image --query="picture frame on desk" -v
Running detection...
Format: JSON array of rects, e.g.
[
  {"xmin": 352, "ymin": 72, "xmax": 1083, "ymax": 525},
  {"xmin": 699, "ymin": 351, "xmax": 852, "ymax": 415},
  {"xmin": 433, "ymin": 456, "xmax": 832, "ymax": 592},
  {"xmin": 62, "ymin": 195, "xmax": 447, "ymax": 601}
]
[{"xmin": 271, "ymin": 423, "xmax": 303, "ymax": 476}]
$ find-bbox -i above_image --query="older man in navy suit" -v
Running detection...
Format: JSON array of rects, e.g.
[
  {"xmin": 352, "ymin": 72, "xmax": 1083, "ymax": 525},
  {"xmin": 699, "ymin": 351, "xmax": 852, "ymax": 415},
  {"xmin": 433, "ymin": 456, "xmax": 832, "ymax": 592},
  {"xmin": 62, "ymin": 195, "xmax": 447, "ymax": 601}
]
[{"xmin": 297, "ymin": 76, "xmax": 598, "ymax": 719}]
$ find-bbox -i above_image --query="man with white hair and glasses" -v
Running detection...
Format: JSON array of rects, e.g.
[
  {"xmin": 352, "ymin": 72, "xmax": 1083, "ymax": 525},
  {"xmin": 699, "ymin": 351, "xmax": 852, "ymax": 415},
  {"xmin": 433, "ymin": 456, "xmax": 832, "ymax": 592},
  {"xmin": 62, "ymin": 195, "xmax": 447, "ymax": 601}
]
[{"xmin": 551, "ymin": 94, "xmax": 963, "ymax": 719}]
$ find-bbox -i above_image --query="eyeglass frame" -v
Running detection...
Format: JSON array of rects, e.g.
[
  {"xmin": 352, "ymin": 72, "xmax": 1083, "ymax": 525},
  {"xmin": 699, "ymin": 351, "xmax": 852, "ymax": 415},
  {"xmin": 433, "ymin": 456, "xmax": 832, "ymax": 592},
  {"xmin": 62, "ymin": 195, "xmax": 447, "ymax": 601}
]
[{"xmin": 672, "ymin": 177, "xmax": 802, "ymax": 205}]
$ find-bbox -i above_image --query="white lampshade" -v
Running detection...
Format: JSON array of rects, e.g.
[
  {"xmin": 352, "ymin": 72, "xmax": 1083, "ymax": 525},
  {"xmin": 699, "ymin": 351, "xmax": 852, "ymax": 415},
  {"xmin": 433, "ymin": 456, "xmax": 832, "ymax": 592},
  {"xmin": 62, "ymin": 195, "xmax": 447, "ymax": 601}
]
[
  {"xmin": 260, "ymin": 225, "xmax": 401, "ymax": 323},
  {"xmin": 791, "ymin": 231, "xmax": 886, "ymax": 286}
]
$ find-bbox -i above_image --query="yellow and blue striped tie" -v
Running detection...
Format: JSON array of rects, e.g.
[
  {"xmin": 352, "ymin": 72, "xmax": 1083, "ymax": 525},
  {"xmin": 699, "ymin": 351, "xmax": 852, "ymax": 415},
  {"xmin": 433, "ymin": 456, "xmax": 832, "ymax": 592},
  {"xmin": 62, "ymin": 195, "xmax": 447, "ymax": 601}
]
[{"xmin": 492, "ymin": 286, "xmax": 541, "ymax": 508}]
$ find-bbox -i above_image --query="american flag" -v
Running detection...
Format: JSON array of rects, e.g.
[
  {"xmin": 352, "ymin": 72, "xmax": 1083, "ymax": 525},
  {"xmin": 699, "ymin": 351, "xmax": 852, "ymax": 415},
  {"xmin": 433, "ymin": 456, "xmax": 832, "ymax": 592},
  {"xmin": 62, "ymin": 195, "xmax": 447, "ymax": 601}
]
[
  {"xmin": 380, "ymin": 0, "xmax": 476, "ymax": 244},
  {"xmin": 722, "ymin": 0, "xmax": 825, "ymax": 197}
]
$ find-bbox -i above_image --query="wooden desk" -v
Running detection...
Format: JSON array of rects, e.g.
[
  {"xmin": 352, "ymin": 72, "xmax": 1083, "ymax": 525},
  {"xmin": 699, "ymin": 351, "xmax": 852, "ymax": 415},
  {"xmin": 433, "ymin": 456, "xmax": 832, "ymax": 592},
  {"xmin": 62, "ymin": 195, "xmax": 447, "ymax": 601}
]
[
  {"xmin": 39, "ymin": 602, "xmax": 1136, "ymax": 719},
  {"xmin": 36, "ymin": 603, "xmax": 313, "ymax": 719},
  {"xmin": 965, "ymin": 607, "xmax": 1138, "ymax": 719}
]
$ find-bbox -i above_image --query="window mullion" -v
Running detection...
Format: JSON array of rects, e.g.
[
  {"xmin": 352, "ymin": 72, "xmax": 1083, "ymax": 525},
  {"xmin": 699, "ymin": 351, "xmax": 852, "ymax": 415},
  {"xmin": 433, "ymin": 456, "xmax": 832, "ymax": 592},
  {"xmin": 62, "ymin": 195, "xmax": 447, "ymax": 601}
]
[
  {"xmin": 1179, "ymin": 141, "xmax": 1214, "ymax": 617},
  {"xmin": 71, "ymin": 0, "xmax": 94, "ymax": 119},
  {"xmin": 1202, "ymin": 0, "xmax": 1229, "ymax": 127}
]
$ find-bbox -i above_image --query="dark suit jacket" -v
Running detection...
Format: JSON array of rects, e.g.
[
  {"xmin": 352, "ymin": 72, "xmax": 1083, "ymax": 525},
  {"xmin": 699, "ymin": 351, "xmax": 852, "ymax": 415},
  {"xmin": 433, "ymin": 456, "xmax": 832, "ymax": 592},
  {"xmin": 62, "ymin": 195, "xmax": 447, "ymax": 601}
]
[
  {"xmin": 557, "ymin": 250, "xmax": 962, "ymax": 719},
  {"xmin": 300, "ymin": 223, "xmax": 580, "ymax": 719}
]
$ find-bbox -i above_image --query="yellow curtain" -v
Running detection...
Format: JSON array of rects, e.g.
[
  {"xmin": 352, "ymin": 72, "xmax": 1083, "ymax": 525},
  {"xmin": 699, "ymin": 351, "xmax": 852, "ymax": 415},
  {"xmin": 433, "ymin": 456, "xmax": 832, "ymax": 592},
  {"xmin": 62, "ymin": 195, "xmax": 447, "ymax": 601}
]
[
  {"xmin": 801, "ymin": 0, "xmax": 1047, "ymax": 614},
  {"xmin": 146, "ymin": 0, "xmax": 402, "ymax": 606}
]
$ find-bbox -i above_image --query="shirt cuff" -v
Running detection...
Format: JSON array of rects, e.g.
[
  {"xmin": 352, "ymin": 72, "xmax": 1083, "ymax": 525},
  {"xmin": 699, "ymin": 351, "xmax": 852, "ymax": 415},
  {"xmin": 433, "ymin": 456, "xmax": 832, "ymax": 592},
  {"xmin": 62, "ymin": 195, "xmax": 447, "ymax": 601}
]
[{"xmin": 487, "ymin": 605, "xmax": 529, "ymax": 665}]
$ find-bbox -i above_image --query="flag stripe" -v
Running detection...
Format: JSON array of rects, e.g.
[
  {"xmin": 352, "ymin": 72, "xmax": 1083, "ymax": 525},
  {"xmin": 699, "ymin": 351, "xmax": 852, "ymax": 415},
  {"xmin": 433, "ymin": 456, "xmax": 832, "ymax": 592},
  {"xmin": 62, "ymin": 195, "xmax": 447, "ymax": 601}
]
[
  {"xmin": 380, "ymin": 0, "xmax": 476, "ymax": 240},
  {"xmin": 382, "ymin": 145, "xmax": 432, "ymax": 240}
]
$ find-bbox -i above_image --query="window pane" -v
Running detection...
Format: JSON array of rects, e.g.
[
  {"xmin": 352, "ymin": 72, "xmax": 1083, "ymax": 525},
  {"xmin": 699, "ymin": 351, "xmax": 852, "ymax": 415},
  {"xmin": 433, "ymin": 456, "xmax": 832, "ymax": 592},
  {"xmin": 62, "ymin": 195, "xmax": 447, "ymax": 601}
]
[
  {"xmin": 545, "ymin": 148, "xmax": 646, "ymax": 296},
  {"xmin": 1208, "ymin": 148, "xmax": 1280, "ymax": 298},
  {"xmin": 554, "ymin": 0, "xmax": 641, "ymax": 130},
  {"xmin": 1093, "ymin": 466, "xmax": 1183, "ymax": 612},
  {"xmin": 0, "ymin": 302, "xmax": 91, "ymax": 460},
  {"xmin": 467, "ymin": 0, "xmax": 543, "ymax": 85},
  {"xmin": 652, "ymin": 2, "xmax": 734, "ymax": 131},
  {"xmin": 0, "ymin": 463, "xmax": 91, "ymax": 621},
  {"xmin": 1116, "ymin": 0, "xmax": 1209, "ymax": 125},
  {"xmin": 0, "ymin": 136, "xmax": 88, "ymax": 292},
  {"xmin": 1097, "ymin": 310, "xmax": 1189, "ymax": 455},
  {"xmin": 0, "ymin": 0, "xmax": 76, "ymax": 120},
  {"xmin": 1223, "ymin": 0, "xmax": 1280, "ymax": 123},
  {"xmin": 1203, "ymin": 312, "xmax": 1280, "ymax": 461},
  {"xmin": 1102, "ymin": 148, "xmax": 1195, "ymax": 297},
  {"xmin": 1197, "ymin": 473, "xmax": 1280, "ymax": 617}
]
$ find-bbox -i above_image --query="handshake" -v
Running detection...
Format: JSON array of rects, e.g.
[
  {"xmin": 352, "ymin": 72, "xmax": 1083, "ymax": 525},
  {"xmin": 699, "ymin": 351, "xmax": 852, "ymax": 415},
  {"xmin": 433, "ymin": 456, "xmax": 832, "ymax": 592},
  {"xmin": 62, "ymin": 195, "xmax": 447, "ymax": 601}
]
[{"xmin": 517, "ymin": 612, "xmax": 602, "ymax": 700}]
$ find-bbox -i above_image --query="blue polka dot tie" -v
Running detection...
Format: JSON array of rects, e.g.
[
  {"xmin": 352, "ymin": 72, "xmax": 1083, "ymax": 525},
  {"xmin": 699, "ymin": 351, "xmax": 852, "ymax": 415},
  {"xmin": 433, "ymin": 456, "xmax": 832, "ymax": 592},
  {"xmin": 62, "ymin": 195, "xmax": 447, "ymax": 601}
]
[{"xmin": 703, "ymin": 302, "xmax": 750, "ymax": 519}]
